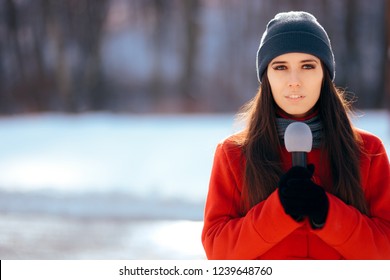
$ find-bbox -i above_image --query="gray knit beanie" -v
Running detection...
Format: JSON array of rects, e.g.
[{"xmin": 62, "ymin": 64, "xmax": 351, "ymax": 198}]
[{"xmin": 256, "ymin": 11, "xmax": 335, "ymax": 82}]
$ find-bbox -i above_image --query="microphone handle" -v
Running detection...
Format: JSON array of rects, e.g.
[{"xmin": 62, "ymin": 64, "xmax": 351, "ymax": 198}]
[
  {"xmin": 291, "ymin": 152, "xmax": 307, "ymax": 167},
  {"xmin": 290, "ymin": 151, "xmax": 308, "ymax": 222}
]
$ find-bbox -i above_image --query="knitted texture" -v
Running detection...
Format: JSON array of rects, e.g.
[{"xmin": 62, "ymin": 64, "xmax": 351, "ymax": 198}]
[
  {"xmin": 256, "ymin": 11, "xmax": 335, "ymax": 82},
  {"xmin": 276, "ymin": 115, "xmax": 323, "ymax": 149}
]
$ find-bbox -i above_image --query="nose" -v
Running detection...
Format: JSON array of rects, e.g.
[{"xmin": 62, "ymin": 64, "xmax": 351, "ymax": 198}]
[{"xmin": 288, "ymin": 71, "xmax": 301, "ymax": 88}]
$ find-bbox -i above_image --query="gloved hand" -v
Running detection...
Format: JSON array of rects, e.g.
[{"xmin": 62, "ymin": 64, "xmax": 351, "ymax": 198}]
[{"xmin": 278, "ymin": 165, "xmax": 329, "ymax": 229}]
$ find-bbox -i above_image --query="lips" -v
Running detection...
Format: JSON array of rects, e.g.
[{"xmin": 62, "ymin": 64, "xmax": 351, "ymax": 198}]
[{"xmin": 286, "ymin": 95, "xmax": 304, "ymax": 100}]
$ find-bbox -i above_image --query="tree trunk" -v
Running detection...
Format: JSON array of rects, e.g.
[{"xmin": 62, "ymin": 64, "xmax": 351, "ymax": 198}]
[{"xmin": 178, "ymin": 0, "xmax": 200, "ymax": 110}]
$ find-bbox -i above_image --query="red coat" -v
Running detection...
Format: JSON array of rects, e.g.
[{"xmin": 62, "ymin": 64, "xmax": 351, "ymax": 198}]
[{"xmin": 202, "ymin": 128, "xmax": 390, "ymax": 259}]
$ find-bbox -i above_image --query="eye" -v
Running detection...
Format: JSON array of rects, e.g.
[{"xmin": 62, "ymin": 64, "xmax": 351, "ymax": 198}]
[
  {"xmin": 272, "ymin": 65, "xmax": 287, "ymax": 70},
  {"xmin": 302, "ymin": 64, "xmax": 316, "ymax": 69}
]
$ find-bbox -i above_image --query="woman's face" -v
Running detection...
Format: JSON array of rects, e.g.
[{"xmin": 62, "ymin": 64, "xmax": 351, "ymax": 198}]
[{"xmin": 267, "ymin": 52, "xmax": 323, "ymax": 118}]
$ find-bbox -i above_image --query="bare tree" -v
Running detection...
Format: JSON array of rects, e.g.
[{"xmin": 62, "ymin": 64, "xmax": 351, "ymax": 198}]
[
  {"xmin": 149, "ymin": 0, "xmax": 170, "ymax": 102},
  {"xmin": 0, "ymin": 0, "xmax": 387, "ymax": 114},
  {"xmin": 45, "ymin": 0, "xmax": 109, "ymax": 112},
  {"xmin": 178, "ymin": 0, "xmax": 200, "ymax": 110}
]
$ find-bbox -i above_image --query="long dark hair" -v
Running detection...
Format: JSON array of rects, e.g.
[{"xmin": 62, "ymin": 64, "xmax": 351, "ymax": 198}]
[{"xmin": 235, "ymin": 68, "xmax": 368, "ymax": 215}]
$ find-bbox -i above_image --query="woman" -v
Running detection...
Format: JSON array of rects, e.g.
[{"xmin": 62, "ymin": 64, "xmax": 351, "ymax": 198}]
[{"xmin": 201, "ymin": 11, "xmax": 390, "ymax": 259}]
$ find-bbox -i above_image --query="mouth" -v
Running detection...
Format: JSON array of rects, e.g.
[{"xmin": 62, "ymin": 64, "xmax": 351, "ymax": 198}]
[{"xmin": 286, "ymin": 94, "xmax": 305, "ymax": 100}]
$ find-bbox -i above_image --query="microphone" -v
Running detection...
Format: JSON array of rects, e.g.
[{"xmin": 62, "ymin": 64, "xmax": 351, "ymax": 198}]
[{"xmin": 284, "ymin": 122, "xmax": 313, "ymax": 167}]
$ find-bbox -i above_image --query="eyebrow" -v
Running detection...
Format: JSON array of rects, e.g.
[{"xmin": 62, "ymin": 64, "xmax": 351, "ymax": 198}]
[
  {"xmin": 301, "ymin": 59, "xmax": 319, "ymax": 64},
  {"xmin": 271, "ymin": 59, "xmax": 319, "ymax": 65}
]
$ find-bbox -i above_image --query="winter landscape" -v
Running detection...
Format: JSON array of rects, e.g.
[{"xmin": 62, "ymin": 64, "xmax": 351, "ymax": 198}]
[
  {"xmin": 0, "ymin": 110, "xmax": 388, "ymax": 259},
  {"xmin": 0, "ymin": 0, "xmax": 388, "ymax": 263}
]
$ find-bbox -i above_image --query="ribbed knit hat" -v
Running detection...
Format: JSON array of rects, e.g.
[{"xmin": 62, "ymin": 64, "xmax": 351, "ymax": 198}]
[{"xmin": 256, "ymin": 11, "xmax": 335, "ymax": 82}]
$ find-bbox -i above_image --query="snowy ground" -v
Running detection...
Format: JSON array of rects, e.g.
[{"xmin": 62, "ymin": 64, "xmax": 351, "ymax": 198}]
[
  {"xmin": 0, "ymin": 111, "xmax": 388, "ymax": 259},
  {"xmin": 0, "ymin": 214, "xmax": 205, "ymax": 259}
]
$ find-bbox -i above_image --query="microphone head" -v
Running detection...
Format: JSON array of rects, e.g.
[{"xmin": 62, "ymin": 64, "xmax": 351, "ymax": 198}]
[{"xmin": 284, "ymin": 122, "xmax": 313, "ymax": 152}]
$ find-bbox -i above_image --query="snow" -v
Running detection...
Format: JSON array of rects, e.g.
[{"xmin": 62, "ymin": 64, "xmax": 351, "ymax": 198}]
[
  {"xmin": 0, "ymin": 111, "xmax": 388, "ymax": 220},
  {"xmin": 0, "ymin": 113, "xmax": 237, "ymax": 220}
]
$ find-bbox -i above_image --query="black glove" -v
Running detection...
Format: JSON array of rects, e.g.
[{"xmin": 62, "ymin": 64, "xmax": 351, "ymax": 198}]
[{"xmin": 278, "ymin": 165, "xmax": 329, "ymax": 229}]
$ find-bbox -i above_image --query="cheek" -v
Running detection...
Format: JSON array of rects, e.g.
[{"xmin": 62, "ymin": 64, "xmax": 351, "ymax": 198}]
[
  {"xmin": 268, "ymin": 84, "xmax": 283, "ymax": 105},
  {"xmin": 310, "ymin": 78, "xmax": 323, "ymax": 99},
  {"xmin": 267, "ymin": 74, "xmax": 283, "ymax": 97},
  {"xmin": 311, "ymin": 70, "xmax": 324, "ymax": 92}
]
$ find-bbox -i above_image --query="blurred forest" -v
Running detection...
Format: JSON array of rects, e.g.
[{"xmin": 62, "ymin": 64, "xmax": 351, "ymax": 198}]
[{"xmin": 0, "ymin": 0, "xmax": 389, "ymax": 114}]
